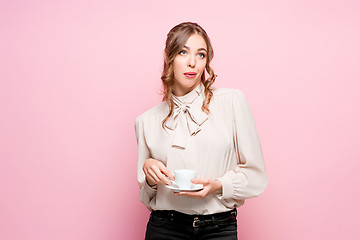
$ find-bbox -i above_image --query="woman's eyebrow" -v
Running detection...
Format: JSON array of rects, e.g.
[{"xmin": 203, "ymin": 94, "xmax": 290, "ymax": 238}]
[{"xmin": 183, "ymin": 45, "xmax": 207, "ymax": 52}]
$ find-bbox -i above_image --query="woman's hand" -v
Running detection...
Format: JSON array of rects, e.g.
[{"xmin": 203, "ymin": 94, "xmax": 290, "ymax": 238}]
[
  {"xmin": 174, "ymin": 178, "xmax": 222, "ymax": 199},
  {"xmin": 143, "ymin": 158, "xmax": 175, "ymax": 187}
]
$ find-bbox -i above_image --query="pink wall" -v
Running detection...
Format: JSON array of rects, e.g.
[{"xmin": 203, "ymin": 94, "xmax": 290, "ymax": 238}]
[{"xmin": 1, "ymin": 0, "xmax": 359, "ymax": 239}]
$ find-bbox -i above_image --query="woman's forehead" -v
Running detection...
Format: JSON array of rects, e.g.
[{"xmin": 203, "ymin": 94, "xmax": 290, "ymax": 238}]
[{"xmin": 183, "ymin": 34, "xmax": 207, "ymax": 50}]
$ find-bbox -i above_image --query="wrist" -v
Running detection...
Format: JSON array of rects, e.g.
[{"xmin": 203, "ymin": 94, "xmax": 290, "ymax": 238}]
[
  {"xmin": 146, "ymin": 178, "xmax": 156, "ymax": 187},
  {"xmin": 213, "ymin": 180, "xmax": 222, "ymax": 193}
]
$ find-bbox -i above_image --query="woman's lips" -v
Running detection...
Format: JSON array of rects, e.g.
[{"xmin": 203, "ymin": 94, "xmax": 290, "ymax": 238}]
[{"xmin": 184, "ymin": 72, "xmax": 196, "ymax": 78}]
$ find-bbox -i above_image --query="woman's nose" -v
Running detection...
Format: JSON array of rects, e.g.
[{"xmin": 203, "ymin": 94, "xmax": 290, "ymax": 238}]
[{"xmin": 187, "ymin": 55, "xmax": 196, "ymax": 68}]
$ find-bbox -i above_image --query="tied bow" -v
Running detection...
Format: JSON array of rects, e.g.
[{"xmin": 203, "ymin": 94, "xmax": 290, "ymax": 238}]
[{"xmin": 165, "ymin": 92, "xmax": 209, "ymax": 149}]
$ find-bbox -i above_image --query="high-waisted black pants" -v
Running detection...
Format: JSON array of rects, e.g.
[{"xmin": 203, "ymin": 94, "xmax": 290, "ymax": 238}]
[{"xmin": 145, "ymin": 209, "xmax": 238, "ymax": 240}]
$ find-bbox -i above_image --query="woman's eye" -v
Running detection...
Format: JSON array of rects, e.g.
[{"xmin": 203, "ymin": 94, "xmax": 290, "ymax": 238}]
[
  {"xmin": 198, "ymin": 53, "xmax": 206, "ymax": 58},
  {"xmin": 179, "ymin": 50, "xmax": 187, "ymax": 55}
]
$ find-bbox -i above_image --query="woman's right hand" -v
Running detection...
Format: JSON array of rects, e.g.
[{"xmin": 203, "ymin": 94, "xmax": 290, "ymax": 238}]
[{"xmin": 143, "ymin": 158, "xmax": 175, "ymax": 187}]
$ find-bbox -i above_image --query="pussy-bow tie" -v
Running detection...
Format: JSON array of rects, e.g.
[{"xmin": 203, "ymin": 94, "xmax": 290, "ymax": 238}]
[{"xmin": 165, "ymin": 92, "xmax": 209, "ymax": 149}]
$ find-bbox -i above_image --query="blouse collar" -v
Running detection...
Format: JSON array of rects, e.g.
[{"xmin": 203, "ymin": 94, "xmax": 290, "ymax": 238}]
[
  {"xmin": 172, "ymin": 82, "xmax": 204, "ymax": 104},
  {"xmin": 165, "ymin": 82, "xmax": 208, "ymax": 149}
]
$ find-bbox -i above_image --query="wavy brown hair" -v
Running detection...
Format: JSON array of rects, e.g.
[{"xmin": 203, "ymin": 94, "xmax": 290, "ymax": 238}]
[{"xmin": 161, "ymin": 22, "xmax": 217, "ymax": 130}]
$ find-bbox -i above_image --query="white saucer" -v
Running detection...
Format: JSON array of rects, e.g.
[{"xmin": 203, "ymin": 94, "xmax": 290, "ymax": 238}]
[{"xmin": 166, "ymin": 184, "xmax": 204, "ymax": 192}]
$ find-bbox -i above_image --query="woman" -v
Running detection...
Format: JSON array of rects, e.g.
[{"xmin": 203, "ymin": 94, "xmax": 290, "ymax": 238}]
[{"xmin": 135, "ymin": 22, "xmax": 268, "ymax": 240}]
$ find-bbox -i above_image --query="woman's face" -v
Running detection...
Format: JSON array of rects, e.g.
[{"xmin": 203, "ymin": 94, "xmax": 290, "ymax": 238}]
[{"xmin": 172, "ymin": 34, "xmax": 207, "ymax": 96}]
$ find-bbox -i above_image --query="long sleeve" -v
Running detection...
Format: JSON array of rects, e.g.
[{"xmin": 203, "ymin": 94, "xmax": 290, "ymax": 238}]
[
  {"xmin": 217, "ymin": 89, "xmax": 268, "ymax": 207},
  {"xmin": 135, "ymin": 116, "xmax": 157, "ymax": 210}
]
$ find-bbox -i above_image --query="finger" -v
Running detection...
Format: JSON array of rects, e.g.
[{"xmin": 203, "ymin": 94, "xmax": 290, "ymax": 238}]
[
  {"xmin": 158, "ymin": 173, "xmax": 172, "ymax": 185},
  {"xmin": 179, "ymin": 188, "xmax": 206, "ymax": 195},
  {"xmin": 153, "ymin": 163, "xmax": 173, "ymax": 184},
  {"xmin": 152, "ymin": 167, "xmax": 172, "ymax": 185},
  {"xmin": 175, "ymin": 189, "xmax": 207, "ymax": 199},
  {"xmin": 148, "ymin": 169, "xmax": 161, "ymax": 184},
  {"xmin": 191, "ymin": 178, "xmax": 209, "ymax": 185},
  {"xmin": 158, "ymin": 164, "xmax": 175, "ymax": 180},
  {"xmin": 191, "ymin": 178, "xmax": 201, "ymax": 184}
]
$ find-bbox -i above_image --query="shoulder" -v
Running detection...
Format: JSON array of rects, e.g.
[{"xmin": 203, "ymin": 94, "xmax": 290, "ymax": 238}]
[
  {"xmin": 210, "ymin": 87, "xmax": 250, "ymax": 111},
  {"xmin": 135, "ymin": 102, "xmax": 168, "ymax": 125},
  {"xmin": 212, "ymin": 87, "xmax": 246, "ymax": 101}
]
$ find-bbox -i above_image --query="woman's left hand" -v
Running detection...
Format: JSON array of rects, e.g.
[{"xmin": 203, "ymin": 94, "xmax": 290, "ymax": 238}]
[{"xmin": 174, "ymin": 178, "xmax": 222, "ymax": 199}]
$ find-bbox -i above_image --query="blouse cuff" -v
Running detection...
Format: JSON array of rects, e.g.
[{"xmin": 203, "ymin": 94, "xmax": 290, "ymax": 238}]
[
  {"xmin": 217, "ymin": 172, "xmax": 235, "ymax": 200},
  {"xmin": 144, "ymin": 181, "xmax": 157, "ymax": 198}
]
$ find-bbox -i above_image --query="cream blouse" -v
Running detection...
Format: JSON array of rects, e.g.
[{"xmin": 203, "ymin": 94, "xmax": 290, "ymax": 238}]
[{"xmin": 135, "ymin": 82, "xmax": 268, "ymax": 215}]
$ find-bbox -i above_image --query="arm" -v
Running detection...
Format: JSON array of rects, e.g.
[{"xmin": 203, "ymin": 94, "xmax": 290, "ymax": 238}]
[
  {"xmin": 135, "ymin": 116, "xmax": 175, "ymax": 209},
  {"xmin": 216, "ymin": 90, "xmax": 268, "ymax": 205},
  {"xmin": 135, "ymin": 116, "xmax": 157, "ymax": 209},
  {"xmin": 176, "ymin": 90, "xmax": 267, "ymax": 201}
]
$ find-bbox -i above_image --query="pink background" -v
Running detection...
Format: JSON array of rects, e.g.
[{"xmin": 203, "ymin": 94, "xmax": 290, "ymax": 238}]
[{"xmin": 1, "ymin": 0, "xmax": 359, "ymax": 239}]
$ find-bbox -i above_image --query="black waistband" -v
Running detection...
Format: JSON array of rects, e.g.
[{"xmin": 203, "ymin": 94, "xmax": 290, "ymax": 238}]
[{"xmin": 151, "ymin": 209, "xmax": 237, "ymax": 228}]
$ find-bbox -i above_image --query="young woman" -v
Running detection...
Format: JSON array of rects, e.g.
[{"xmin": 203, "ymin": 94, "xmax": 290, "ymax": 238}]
[{"xmin": 135, "ymin": 22, "xmax": 268, "ymax": 240}]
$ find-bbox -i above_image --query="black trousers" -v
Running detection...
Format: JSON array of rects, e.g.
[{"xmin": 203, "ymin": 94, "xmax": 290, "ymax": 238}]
[{"xmin": 145, "ymin": 209, "xmax": 238, "ymax": 240}]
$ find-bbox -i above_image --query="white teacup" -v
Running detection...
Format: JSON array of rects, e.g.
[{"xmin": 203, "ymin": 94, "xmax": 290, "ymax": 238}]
[{"xmin": 172, "ymin": 169, "xmax": 197, "ymax": 189}]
